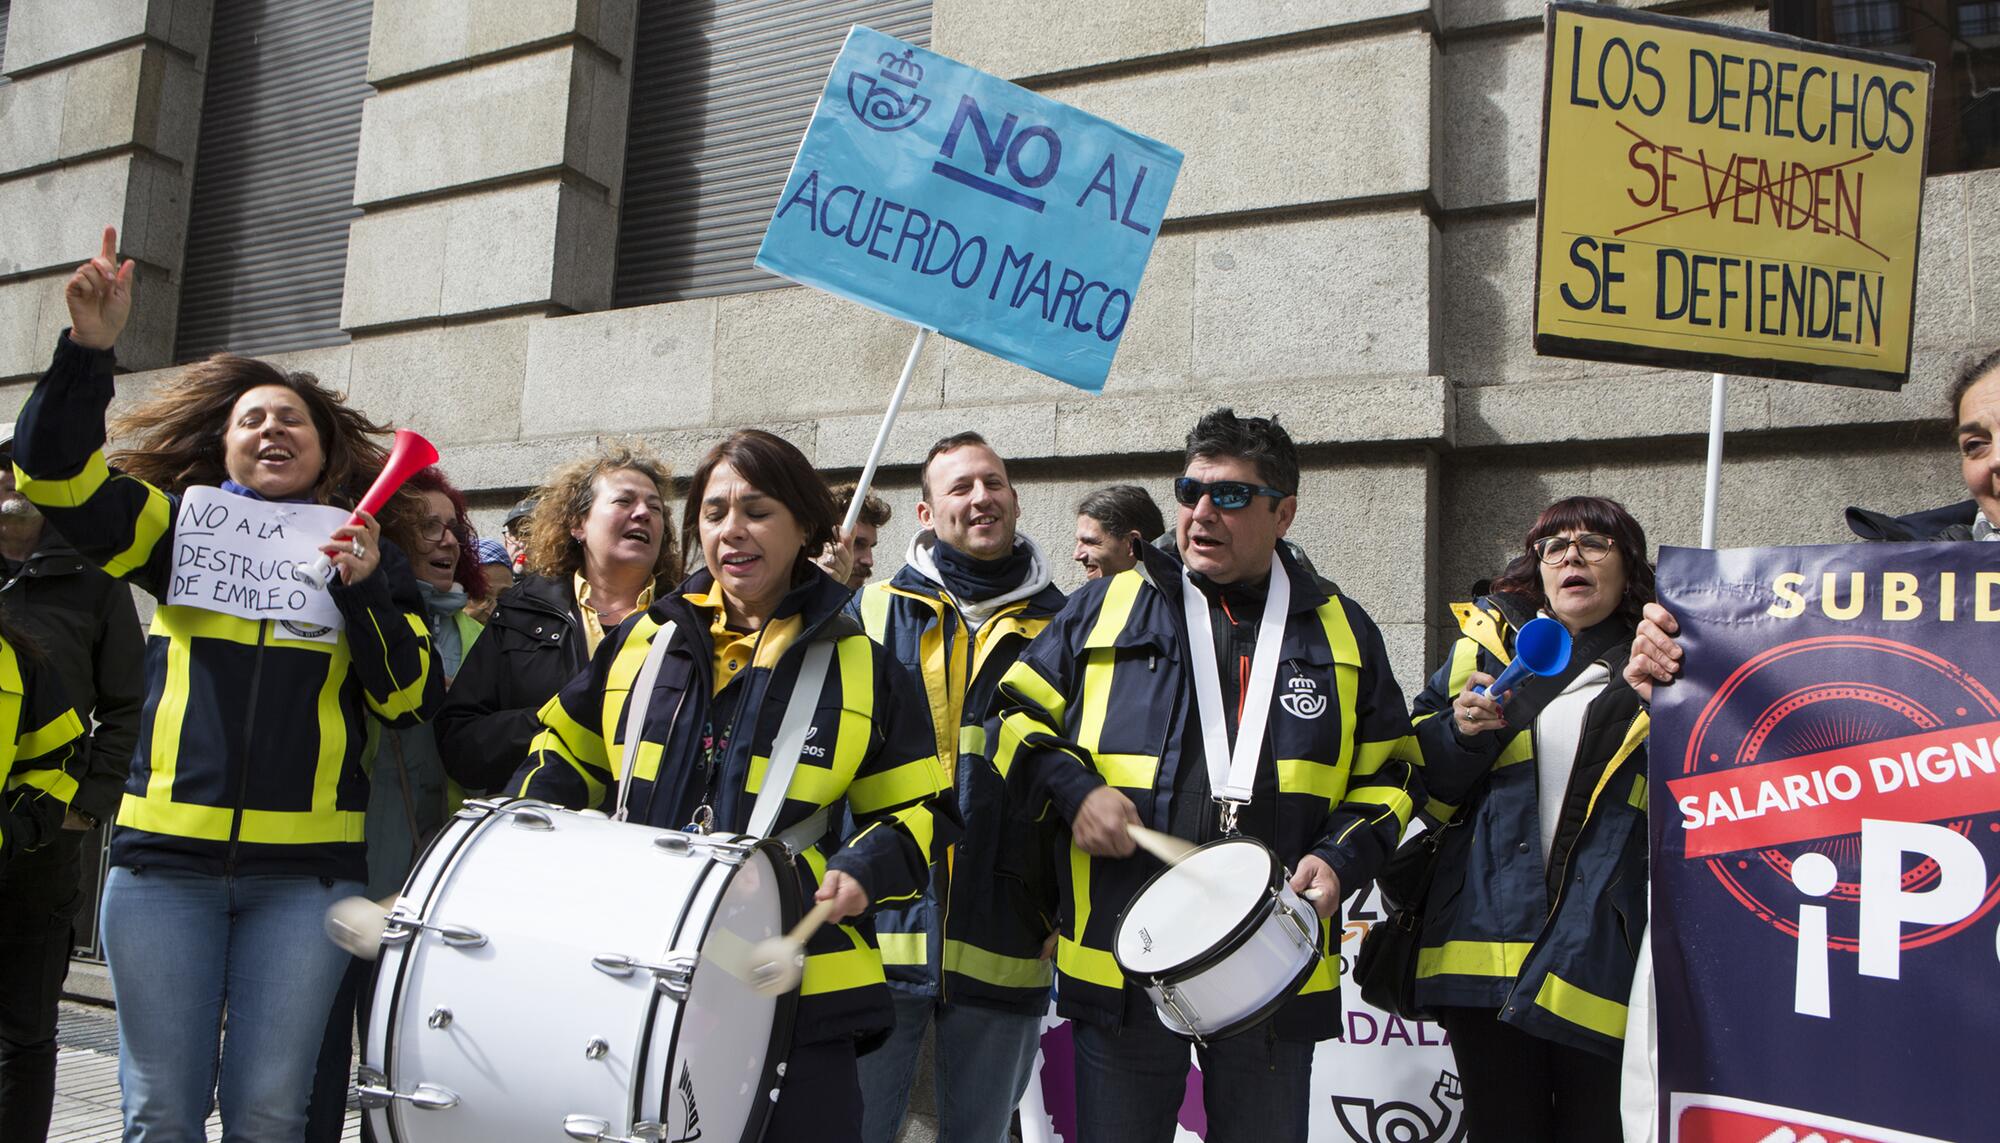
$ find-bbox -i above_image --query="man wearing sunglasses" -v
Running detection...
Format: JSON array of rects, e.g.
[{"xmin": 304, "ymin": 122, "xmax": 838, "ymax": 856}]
[{"xmin": 993, "ymin": 409, "xmax": 1421, "ymax": 1143}]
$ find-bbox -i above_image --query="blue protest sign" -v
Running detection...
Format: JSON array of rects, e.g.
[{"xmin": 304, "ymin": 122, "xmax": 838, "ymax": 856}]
[
  {"xmin": 754, "ymin": 26, "xmax": 1182, "ymax": 393},
  {"xmin": 1651, "ymin": 543, "xmax": 2000, "ymax": 1143}
]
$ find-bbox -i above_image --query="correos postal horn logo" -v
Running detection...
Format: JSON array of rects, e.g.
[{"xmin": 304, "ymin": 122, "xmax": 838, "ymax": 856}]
[{"xmin": 848, "ymin": 48, "xmax": 930, "ymax": 133}]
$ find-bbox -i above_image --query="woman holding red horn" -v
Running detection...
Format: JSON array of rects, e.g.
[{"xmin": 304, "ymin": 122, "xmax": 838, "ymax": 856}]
[{"xmin": 10, "ymin": 227, "xmax": 443, "ymax": 1140}]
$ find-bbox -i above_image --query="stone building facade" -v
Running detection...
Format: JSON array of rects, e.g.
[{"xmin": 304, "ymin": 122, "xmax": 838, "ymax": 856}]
[{"xmin": 0, "ymin": 0, "xmax": 1988, "ymax": 694}]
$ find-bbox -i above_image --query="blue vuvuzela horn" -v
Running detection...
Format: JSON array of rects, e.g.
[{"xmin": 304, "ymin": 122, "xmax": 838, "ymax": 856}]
[{"xmin": 1475, "ymin": 617, "xmax": 1572, "ymax": 698}]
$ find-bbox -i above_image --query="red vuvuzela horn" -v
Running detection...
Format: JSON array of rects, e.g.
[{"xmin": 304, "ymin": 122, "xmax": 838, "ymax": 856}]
[{"xmin": 311, "ymin": 429, "xmax": 440, "ymax": 580}]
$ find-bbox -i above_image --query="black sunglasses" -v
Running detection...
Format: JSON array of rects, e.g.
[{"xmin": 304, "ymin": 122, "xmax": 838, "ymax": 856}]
[{"xmin": 1173, "ymin": 477, "xmax": 1289, "ymax": 511}]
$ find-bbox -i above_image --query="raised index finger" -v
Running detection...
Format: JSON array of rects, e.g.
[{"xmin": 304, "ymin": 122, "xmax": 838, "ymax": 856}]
[{"xmin": 100, "ymin": 226, "xmax": 119, "ymax": 264}]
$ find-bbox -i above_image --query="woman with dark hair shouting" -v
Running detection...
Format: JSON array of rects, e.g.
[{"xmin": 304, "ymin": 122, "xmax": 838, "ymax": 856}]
[
  {"xmin": 11, "ymin": 227, "xmax": 441, "ymax": 1140},
  {"xmin": 1407, "ymin": 496, "xmax": 1654, "ymax": 1142},
  {"xmin": 514, "ymin": 429, "xmax": 956, "ymax": 1142}
]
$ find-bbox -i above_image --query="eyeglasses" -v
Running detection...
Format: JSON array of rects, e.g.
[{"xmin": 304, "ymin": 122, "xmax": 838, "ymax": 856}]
[
  {"xmin": 1173, "ymin": 477, "xmax": 1289, "ymax": 511},
  {"xmin": 416, "ymin": 519, "xmax": 453, "ymax": 544},
  {"xmin": 1533, "ymin": 533, "xmax": 1617, "ymax": 565}
]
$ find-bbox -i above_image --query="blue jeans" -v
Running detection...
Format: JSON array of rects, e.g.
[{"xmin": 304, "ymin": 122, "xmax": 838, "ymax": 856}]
[
  {"xmin": 1072, "ymin": 1013, "xmax": 1315, "ymax": 1143},
  {"xmin": 101, "ymin": 866, "xmax": 360, "ymax": 1142},
  {"xmin": 857, "ymin": 990, "xmax": 1042, "ymax": 1143}
]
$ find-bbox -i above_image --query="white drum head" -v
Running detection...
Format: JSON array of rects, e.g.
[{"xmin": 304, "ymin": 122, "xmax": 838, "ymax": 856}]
[{"xmin": 1114, "ymin": 837, "xmax": 1277, "ymax": 976}]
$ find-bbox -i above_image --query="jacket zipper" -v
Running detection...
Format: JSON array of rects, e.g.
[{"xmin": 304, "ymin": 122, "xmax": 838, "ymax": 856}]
[
  {"xmin": 224, "ymin": 618, "xmax": 271, "ymax": 877},
  {"xmin": 1502, "ymin": 707, "xmax": 1646, "ymax": 1017}
]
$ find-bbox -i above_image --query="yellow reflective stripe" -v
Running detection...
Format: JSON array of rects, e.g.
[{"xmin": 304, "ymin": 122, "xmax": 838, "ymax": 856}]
[
  {"xmin": 605, "ymin": 615, "xmax": 663, "ymax": 695},
  {"xmin": 746, "ymin": 755, "xmax": 848, "ymax": 806},
  {"xmin": 1094, "ymin": 753, "xmax": 1157, "ymax": 788},
  {"xmin": 860, "ymin": 585, "xmax": 892, "ymax": 643},
  {"xmin": 18, "ymin": 708, "xmax": 84, "ymax": 760},
  {"xmin": 880, "ymin": 803, "xmax": 938, "ymax": 878},
  {"xmin": 916, "ymin": 606, "xmax": 965, "ymax": 764},
  {"xmin": 363, "ymin": 611, "xmax": 433, "ymax": 721},
  {"xmin": 1440, "ymin": 637, "xmax": 1483, "ymax": 709},
  {"xmin": 943, "ymin": 939, "xmax": 1052, "ymax": 990},
  {"xmin": 115, "ymin": 798, "xmax": 368, "ymax": 844},
  {"xmin": 1343, "ymin": 782, "xmax": 1414, "ymax": 822},
  {"xmin": 1535, "ymin": 972, "xmax": 1629, "ymax": 1041},
  {"xmin": 1002, "ymin": 661, "xmax": 1068, "ymax": 731},
  {"xmin": 878, "ymin": 931, "xmax": 927, "ymax": 966},
  {"xmin": 1318, "ymin": 601, "xmax": 1360, "ymax": 779},
  {"xmin": 1082, "ymin": 572, "xmax": 1141, "ymax": 648},
  {"xmin": 632, "ymin": 741, "xmax": 665, "ymax": 784},
  {"xmin": 145, "ymin": 620, "xmax": 195, "ymax": 808},
  {"xmin": 105, "ymin": 485, "xmax": 173, "ymax": 579},
  {"xmin": 6, "ymin": 764, "xmax": 79, "ymax": 804},
  {"xmin": 0, "ymin": 643, "xmax": 18, "ymax": 691},
  {"xmin": 959, "ymin": 724, "xmax": 987, "ymax": 759},
  {"xmin": 801, "ymin": 945, "xmax": 887, "ymax": 996},
  {"xmin": 1272, "ymin": 756, "xmax": 1336, "ymax": 800},
  {"xmin": 1297, "ymin": 920, "xmax": 1337, "ymax": 993},
  {"xmin": 1057, "ymin": 935, "xmax": 1124, "ymax": 990},
  {"xmin": 13, "ymin": 453, "xmax": 110, "ymax": 508},
  {"xmin": 310, "ymin": 639, "xmax": 349, "ymax": 816},
  {"xmin": 835, "ymin": 639, "xmax": 875, "ymax": 782},
  {"xmin": 1584, "ymin": 712, "xmax": 1651, "ymax": 821},
  {"xmin": 1628, "ymin": 772, "xmax": 1648, "ymax": 811},
  {"xmin": 1353, "ymin": 735, "xmax": 1407, "ymax": 780},
  {"xmin": 992, "ymin": 708, "xmax": 1051, "ymax": 782},
  {"xmin": 847, "ymin": 753, "xmax": 948, "ymax": 811},
  {"xmin": 1415, "ymin": 940, "xmax": 1533, "ymax": 980},
  {"xmin": 540, "ymin": 691, "xmax": 607, "ymax": 766},
  {"xmin": 1496, "ymin": 733, "xmax": 1534, "ymax": 769}
]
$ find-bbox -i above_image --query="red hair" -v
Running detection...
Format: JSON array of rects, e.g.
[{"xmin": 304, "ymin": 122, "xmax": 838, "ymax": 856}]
[{"xmin": 403, "ymin": 467, "xmax": 488, "ymax": 599}]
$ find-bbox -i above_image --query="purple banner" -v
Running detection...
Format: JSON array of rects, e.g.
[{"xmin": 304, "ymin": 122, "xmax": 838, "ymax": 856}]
[{"xmin": 1651, "ymin": 542, "xmax": 2000, "ymax": 1143}]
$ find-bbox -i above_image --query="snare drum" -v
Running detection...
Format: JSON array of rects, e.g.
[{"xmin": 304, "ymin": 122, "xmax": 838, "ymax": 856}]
[
  {"xmin": 361, "ymin": 799, "xmax": 799, "ymax": 1143},
  {"xmin": 1112, "ymin": 836, "xmax": 1322, "ymax": 1043}
]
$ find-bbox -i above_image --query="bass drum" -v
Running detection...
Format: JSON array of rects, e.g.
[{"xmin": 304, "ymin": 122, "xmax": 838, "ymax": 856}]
[{"xmin": 361, "ymin": 800, "xmax": 799, "ymax": 1143}]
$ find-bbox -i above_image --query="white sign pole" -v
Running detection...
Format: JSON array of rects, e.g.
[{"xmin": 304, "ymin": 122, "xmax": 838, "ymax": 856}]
[
  {"xmin": 841, "ymin": 325, "xmax": 933, "ymax": 535},
  {"xmin": 1700, "ymin": 372, "xmax": 1726, "ymax": 549}
]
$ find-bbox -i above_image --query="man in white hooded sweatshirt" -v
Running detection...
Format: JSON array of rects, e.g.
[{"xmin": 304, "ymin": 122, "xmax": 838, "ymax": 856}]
[{"xmin": 852, "ymin": 432, "xmax": 1067, "ymax": 1143}]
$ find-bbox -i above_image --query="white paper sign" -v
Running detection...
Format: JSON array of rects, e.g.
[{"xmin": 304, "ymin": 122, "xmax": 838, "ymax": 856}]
[{"xmin": 166, "ymin": 486, "xmax": 350, "ymax": 640}]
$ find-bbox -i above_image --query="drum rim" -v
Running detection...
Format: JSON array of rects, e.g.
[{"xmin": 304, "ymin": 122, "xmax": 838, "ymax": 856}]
[
  {"xmin": 640, "ymin": 834, "xmax": 801, "ymax": 1143},
  {"xmin": 1155, "ymin": 944, "xmax": 1320, "ymax": 1042},
  {"xmin": 1111, "ymin": 835, "xmax": 1284, "ymax": 981},
  {"xmin": 369, "ymin": 798, "xmax": 536, "ymax": 1142}
]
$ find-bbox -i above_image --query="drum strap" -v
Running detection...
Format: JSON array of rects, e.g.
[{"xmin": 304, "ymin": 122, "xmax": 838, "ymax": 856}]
[
  {"xmin": 747, "ymin": 638, "xmax": 836, "ymax": 840},
  {"xmin": 614, "ymin": 620, "xmax": 679, "ymax": 823},
  {"xmin": 1181, "ymin": 562, "xmax": 1292, "ymax": 812}
]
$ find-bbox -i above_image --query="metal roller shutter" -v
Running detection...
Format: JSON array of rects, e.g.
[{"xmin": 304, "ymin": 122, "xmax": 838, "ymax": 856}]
[
  {"xmin": 614, "ymin": 1, "xmax": 930, "ymax": 306},
  {"xmin": 174, "ymin": 0, "xmax": 372, "ymax": 363}
]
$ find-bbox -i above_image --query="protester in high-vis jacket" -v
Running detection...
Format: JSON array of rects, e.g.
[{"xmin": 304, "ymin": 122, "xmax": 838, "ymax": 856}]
[
  {"xmin": 1073, "ymin": 482, "xmax": 1165, "ymax": 581},
  {"xmin": 853, "ymin": 432, "xmax": 1065, "ymax": 1143},
  {"xmin": 994, "ymin": 409, "xmax": 1421, "ymax": 1143},
  {"xmin": 436, "ymin": 444, "xmax": 678, "ymax": 793},
  {"xmin": 514, "ymin": 429, "xmax": 958, "ymax": 1143},
  {"xmin": 0, "ymin": 608, "xmax": 90, "ymax": 1143},
  {"xmin": 12, "ymin": 227, "xmax": 441, "ymax": 1140},
  {"xmin": 1412, "ymin": 496, "xmax": 1654, "ymax": 1142}
]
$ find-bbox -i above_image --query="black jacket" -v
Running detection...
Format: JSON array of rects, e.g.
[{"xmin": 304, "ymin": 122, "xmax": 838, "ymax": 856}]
[
  {"xmin": 0, "ymin": 532, "xmax": 145, "ymax": 826},
  {"xmin": 435, "ymin": 573, "xmax": 587, "ymax": 792},
  {"xmin": 1845, "ymin": 500, "xmax": 1979, "ymax": 542}
]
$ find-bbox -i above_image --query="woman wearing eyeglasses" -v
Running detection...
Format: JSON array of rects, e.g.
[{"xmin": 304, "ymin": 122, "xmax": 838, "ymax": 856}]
[{"xmin": 1406, "ymin": 496, "xmax": 1654, "ymax": 1142}]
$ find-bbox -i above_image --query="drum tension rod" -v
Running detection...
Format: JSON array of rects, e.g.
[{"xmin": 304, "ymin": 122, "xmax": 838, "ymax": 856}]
[
  {"xmin": 563, "ymin": 1114, "xmax": 667, "ymax": 1142},
  {"xmin": 459, "ymin": 797, "xmax": 556, "ymax": 830},
  {"xmin": 354, "ymin": 1066, "xmax": 461, "ymax": 1111},
  {"xmin": 591, "ymin": 952, "xmax": 699, "ymax": 999},
  {"xmin": 381, "ymin": 912, "xmax": 488, "ymax": 949}
]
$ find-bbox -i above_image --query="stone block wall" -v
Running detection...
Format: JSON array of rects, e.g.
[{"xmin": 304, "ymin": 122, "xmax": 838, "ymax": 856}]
[{"xmin": 3, "ymin": 0, "xmax": 1993, "ymax": 693}]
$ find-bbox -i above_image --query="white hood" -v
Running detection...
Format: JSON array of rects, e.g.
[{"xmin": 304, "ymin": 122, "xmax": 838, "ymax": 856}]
[{"xmin": 906, "ymin": 528, "xmax": 1053, "ymax": 631}]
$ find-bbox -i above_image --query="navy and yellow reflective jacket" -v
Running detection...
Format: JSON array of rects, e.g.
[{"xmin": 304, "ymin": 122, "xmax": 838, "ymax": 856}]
[
  {"xmin": 851, "ymin": 561, "xmax": 1066, "ymax": 1013},
  {"xmin": 0, "ymin": 638, "xmax": 88, "ymax": 863},
  {"xmin": 993, "ymin": 543, "xmax": 1421, "ymax": 1037},
  {"xmin": 12, "ymin": 334, "xmax": 443, "ymax": 882},
  {"xmin": 515, "ymin": 568, "xmax": 959, "ymax": 1043},
  {"xmin": 1410, "ymin": 594, "xmax": 1649, "ymax": 1058}
]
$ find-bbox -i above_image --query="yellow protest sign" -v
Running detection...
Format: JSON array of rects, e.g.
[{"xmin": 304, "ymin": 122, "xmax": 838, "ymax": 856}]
[{"xmin": 1534, "ymin": 4, "xmax": 1933, "ymax": 390}]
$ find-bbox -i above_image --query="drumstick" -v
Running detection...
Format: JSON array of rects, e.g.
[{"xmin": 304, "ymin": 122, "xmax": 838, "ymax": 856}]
[
  {"xmin": 1126, "ymin": 822, "xmax": 1198, "ymax": 865},
  {"xmin": 746, "ymin": 898, "xmax": 839, "ymax": 996},
  {"xmin": 324, "ymin": 894, "xmax": 399, "ymax": 960}
]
